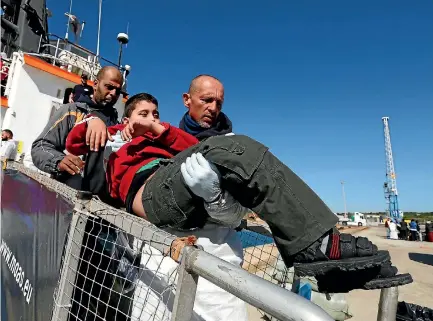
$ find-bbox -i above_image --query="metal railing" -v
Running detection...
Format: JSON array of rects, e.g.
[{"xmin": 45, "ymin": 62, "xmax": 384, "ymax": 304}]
[
  {"xmin": 37, "ymin": 33, "xmax": 125, "ymax": 80},
  {"xmin": 4, "ymin": 162, "xmax": 402, "ymax": 321},
  {"xmin": 6, "ymin": 163, "xmax": 333, "ymax": 321}
]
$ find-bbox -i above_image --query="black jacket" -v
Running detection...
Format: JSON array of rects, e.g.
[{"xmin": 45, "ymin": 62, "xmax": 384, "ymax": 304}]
[{"xmin": 31, "ymin": 96, "xmax": 119, "ymax": 195}]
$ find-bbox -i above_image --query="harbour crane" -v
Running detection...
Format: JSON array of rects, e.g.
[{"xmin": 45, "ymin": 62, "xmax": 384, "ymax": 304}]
[{"xmin": 382, "ymin": 117, "xmax": 402, "ymax": 219}]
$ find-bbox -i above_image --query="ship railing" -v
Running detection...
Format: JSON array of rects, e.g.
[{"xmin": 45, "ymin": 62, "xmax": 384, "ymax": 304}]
[{"xmin": 36, "ymin": 33, "xmax": 123, "ymax": 80}]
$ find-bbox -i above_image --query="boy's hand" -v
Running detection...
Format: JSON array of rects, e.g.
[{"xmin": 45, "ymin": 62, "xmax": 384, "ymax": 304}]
[
  {"xmin": 86, "ymin": 118, "xmax": 113, "ymax": 151},
  {"xmin": 121, "ymin": 119, "xmax": 159, "ymax": 141}
]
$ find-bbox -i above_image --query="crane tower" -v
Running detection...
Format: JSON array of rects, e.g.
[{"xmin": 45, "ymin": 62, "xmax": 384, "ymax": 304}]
[{"xmin": 382, "ymin": 117, "xmax": 401, "ymax": 219}]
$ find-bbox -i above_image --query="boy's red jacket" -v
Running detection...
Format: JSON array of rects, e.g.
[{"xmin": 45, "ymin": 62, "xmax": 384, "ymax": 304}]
[{"xmin": 66, "ymin": 118, "xmax": 199, "ymax": 203}]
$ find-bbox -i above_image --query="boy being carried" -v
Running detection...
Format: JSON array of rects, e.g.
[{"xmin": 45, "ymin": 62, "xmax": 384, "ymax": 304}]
[{"xmin": 66, "ymin": 93, "xmax": 411, "ymax": 294}]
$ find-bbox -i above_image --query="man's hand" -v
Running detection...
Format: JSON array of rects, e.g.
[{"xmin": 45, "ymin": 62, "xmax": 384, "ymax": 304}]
[
  {"xmin": 180, "ymin": 153, "xmax": 222, "ymax": 202},
  {"xmin": 86, "ymin": 118, "xmax": 113, "ymax": 151},
  {"xmin": 57, "ymin": 154, "xmax": 85, "ymax": 175},
  {"xmin": 121, "ymin": 119, "xmax": 164, "ymax": 141}
]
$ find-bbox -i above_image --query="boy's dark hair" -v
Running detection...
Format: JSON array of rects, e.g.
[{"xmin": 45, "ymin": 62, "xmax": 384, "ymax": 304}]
[
  {"xmin": 123, "ymin": 93, "xmax": 159, "ymax": 118},
  {"xmin": 2, "ymin": 129, "xmax": 13, "ymax": 138}
]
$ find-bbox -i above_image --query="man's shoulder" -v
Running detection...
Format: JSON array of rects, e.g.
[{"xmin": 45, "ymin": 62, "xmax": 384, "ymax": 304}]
[{"xmin": 59, "ymin": 101, "xmax": 90, "ymax": 112}]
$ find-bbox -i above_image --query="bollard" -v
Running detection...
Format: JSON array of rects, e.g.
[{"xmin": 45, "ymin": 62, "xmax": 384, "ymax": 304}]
[{"xmin": 377, "ymin": 286, "xmax": 399, "ymax": 321}]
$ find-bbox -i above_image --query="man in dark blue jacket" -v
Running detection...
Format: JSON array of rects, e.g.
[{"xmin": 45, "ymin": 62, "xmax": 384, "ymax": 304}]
[{"xmin": 176, "ymin": 74, "xmax": 411, "ymax": 295}]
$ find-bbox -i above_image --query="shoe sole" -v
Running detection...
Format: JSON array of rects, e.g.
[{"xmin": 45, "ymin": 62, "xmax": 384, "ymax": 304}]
[
  {"xmin": 294, "ymin": 250, "xmax": 390, "ymax": 277},
  {"xmin": 363, "ymin": 273, "xmax": 413, "ymax": 290}
]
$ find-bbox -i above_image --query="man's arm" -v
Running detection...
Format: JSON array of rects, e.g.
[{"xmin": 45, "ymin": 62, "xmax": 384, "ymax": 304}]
[
  {"xmin": 65, "ymin": 117, "xmax": 92, "ymax": 156},
  {"xmin": 66, "ymin": 118, "xmax": 124, "ymax": 156},
  {"xmin": 31, "ymin": 104, "xmax": 85, "ymax": 175}
]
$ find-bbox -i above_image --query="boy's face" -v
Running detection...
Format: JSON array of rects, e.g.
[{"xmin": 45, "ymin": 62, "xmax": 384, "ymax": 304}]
[{"xmin": 124, "ymin": 100, "xmax": 161, "ymax": 125}]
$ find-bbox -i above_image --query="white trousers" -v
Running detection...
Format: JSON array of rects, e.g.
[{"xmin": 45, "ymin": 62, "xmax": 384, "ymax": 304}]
[{"xmin": 131, "ymin": 223, "xmax": 248, "ymax": 321}]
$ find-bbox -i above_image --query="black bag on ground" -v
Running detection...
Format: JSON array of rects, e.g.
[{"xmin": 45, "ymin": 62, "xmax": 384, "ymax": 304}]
[{"xmin": 396, "ymin": 301, "xmax": 433, "ymax": 321}]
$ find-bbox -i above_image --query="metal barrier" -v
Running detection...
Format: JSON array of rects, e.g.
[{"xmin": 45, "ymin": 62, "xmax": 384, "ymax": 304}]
[
  {"xmin": 2, "ymin": 163, "xmax": 403, "ymax": 321},
  {"xmin": 3, "ymin": 163, "xmax": 334, "ymax": 321},
  {"xmin": 239, "ymin": 219, "xmax": 402, "ymax": 321}
]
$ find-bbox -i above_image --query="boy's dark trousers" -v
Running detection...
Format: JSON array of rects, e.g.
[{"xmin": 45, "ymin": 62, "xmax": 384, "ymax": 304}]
[{"xmin": 141, "ymin": 134, "xmax": 339, "ymax": 266}]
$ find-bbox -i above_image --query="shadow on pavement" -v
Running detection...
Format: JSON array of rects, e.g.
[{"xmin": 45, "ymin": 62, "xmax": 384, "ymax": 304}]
[{"xmin": 408, "ymin": 253, "xmax": 433, "ymax": 266}]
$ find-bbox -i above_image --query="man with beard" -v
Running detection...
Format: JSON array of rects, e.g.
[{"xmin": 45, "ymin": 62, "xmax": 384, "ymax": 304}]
[
  {"xmin": 0, "ymin": 129, "xmax": 17, "ymax": 160},
  {"xmin": 32, "ymin": 66, "xmax": 123, "ymax": 194},
  {"xmin": 31, "ymin": 66, "xmax": 133, "ymax": 321}
]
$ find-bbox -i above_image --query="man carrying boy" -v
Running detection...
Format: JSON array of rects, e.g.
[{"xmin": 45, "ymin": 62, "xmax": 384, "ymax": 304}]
[{"xmin": 67, "ymin": 92, "xmax": 410, "ymax": 320}]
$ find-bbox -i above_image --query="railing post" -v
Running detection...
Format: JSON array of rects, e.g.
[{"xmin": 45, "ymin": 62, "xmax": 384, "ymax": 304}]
[
  {"xmin": 377, "ymin": 287, "xmax": 399, "ymax": 321},
  {"xmin": 38, "ymin": 34, "xmax": 42, "ymax": 53},
  {"xmin": 171, "ymin": 246, "xmax": 199, "ymax": 321},
  {"xmin": 53, "ymin": 38, "xmax": 60, "ymax": 65},
  {"xmin": 51, "ymin": 192, "xmax": 91, "ymax": 321}
]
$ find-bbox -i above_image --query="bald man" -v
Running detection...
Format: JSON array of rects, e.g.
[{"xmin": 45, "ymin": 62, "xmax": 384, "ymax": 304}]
[
  {"xmin": 32, "ymin": 66, "xmax": 123, "ymax": 192},
  {"xmin": 179, "ymin": 74, "xmax": 233, "ymax": 139},
  {"xmin": 176, "ymin": 75, "xmax": 251, "ymax": 321}
]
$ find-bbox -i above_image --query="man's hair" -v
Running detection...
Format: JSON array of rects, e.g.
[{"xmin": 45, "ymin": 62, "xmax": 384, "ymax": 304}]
[
  {"xmin": 188, "ymin": 74, "xmax": 221, "ymax": 93},
  {"xmin": 123, "ymin": 93, "xmax": 159, "ymax": 118},
  {"xmin": 2, "ymin": 129, "xmax": 13, "ymax": 138}
]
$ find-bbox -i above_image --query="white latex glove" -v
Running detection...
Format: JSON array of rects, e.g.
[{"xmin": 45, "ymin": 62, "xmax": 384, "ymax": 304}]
[
  {"xmin": 180, "ymin": 153, "xmax": 222, "ymax": 202},
  {"xmin": 106, "ymin": 131, "xmax": 126, "ymax": 152}
]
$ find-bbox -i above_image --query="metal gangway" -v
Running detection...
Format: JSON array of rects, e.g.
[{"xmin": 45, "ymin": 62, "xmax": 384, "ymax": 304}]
[{"xmin": 1, "ymin": 162, "xmax": 401, "ymax": 321}]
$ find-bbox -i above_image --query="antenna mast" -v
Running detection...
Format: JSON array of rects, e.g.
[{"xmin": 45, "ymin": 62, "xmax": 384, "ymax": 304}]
[
  {"xmin": 96, "ymin": 0, "xmax": 102, "ymax": 57},
  {"xmin": 382, "ymin": 117, "xmax": 401, "ymax": 219},
  {"xmin": 65, "ymin": 0, "xmax": 73, "ymax": 40}
]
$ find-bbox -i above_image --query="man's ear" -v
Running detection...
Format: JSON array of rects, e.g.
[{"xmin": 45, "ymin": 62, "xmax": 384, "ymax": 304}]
[
  {"xmin": 122, "ymin": 117, "xmax": 129, "ymax": 125},
  {"xmin": 182, "ymin": 93, "xmax": 191, "ymax": 109},
  {"xmin": 93, "ymin": 79, "xmax": 98, "ymax": 91}
]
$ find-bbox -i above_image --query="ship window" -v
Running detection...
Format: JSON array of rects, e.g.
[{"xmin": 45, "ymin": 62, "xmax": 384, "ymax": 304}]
[{"xmin": 56, "ymin": 89, "xmax": 62, "ymax": 99}]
